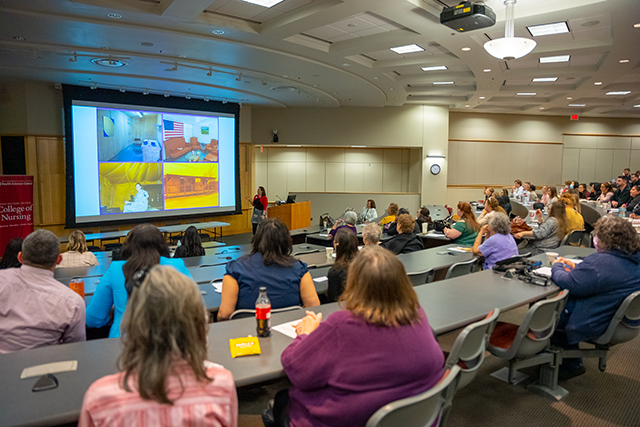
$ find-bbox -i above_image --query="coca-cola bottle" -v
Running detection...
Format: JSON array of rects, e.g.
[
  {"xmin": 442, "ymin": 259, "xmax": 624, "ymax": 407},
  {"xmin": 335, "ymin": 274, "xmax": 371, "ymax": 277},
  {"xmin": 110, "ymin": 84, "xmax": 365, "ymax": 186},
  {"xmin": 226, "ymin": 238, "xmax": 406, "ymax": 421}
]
[{"xmin": 255, "ymin": 287, "xmax": 271, "ymax": 337}]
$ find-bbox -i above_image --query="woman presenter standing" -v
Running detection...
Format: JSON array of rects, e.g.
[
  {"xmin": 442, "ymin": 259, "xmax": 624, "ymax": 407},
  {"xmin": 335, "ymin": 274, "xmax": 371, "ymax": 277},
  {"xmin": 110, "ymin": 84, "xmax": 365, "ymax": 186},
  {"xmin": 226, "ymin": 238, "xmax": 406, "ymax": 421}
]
[{"xmin": 248, "ymin": 186, "xmax": 268, "ymax": 235}]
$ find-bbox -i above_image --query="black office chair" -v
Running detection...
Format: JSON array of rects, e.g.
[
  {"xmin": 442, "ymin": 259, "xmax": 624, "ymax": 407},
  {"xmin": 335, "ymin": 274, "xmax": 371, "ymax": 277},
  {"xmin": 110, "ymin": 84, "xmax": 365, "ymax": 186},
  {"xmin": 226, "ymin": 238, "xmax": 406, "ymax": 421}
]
[
  {"xmin": 560, "ymin": 229, "xmax": 585, "ymax": 246},
  {"xmin": 444, "ymin": 258, "xmax": 478, "ymax": 280}
]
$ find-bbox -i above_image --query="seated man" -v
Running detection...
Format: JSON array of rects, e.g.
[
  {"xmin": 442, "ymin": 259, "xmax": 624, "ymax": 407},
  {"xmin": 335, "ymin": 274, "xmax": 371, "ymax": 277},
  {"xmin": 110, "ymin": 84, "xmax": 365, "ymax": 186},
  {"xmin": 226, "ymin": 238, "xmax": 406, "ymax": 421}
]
[
  {"xmin": 624, "ymin": 184, "xmax": 640, "ymax": 213},
  {"xmin": 381, "ymin": 214, "xmax": 424, "ymax": 255},
  {"xmin": 551, "ymin": 216, "xmax": 640, "ymax": 379},
  {"xmin": 611, "ymin": 175, "xmax": 631, "ymax": 208},
  {"xmin": 512, "ymin": 179, "xmax": 524, "ymax": 201},
  {"xmin": 0, "ymin": 229, "xmax": 86, "ymax": 353}
]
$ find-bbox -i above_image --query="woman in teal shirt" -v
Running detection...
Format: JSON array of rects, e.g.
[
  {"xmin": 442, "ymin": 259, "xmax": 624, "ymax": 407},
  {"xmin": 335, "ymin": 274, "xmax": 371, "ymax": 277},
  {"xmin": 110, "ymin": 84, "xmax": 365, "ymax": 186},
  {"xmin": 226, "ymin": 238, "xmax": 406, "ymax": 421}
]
[
  {"xmin": 444, "ymin": 202, "xmax": 481, "ymax": 245},
  {"xmin": 86, "ymin": 224, "xmax": 192, "ymax": 338}
]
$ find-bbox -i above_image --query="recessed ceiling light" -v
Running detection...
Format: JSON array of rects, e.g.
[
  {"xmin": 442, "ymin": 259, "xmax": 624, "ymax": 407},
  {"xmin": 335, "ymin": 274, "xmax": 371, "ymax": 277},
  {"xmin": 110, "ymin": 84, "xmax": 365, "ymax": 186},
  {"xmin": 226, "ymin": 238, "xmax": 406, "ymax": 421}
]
[
  {"xmin": 433, "ymin": 82, "xmax": 454, "ymax": 85},
  {"xmin": 483, "ymin": 69, "xmax": 491, "ymax": 72},
  {"xmin": 390, "ymin": 44, "xmax": 424, "ymax": 54},
  {"xmin": 567, "ymin": 97, "xmax": 573, "ymax": 100},
  {"xmin": 107, "ymin": 12, "xmax": 122, "ymax": 19},
  {"xmin": 539, "ymin": 55, "xmax": 570, "ymax": 63},
  {"xmin": 479, "ymin": 96, "xmax": 486, "ymax": 99},
  {"xmin": 212, "ymin": 29, "xmax": 225, "ymax": 35},
  {"xmin": 606, "ymin": 91, "xmax": 631, "ymax": 95},
  {"xmin": 634, "ymin": 23, "xmax": 640, "ymax": 28},
  {"xmin": 238, "ymin": 0, "xmax": 285, "ymax": 7},
  {"xmin": 634, "ymin": 105, "xmax": 640, "ymax": 108},
  {"xmin": 461, "ymin": 47, "xmax": 471, "ymax": 51},
  {"xmin": 569, "ymin": 104, "xmax": 586, "ymax": 107},
  {"xmin": 342, "ymin": 63, "xmax": 351, "ymax": 67},
  {"xmin": 465, "ymin": 104, "xmax": 471, "ymax": 107},
  {"xmin": 527, "ymin": 21, "xmax": 569, "ymax": 37},
  {"xmin": 373, "ymin": 76, "xmax": 379, "ymax": 79},
  {"xmin": 593, "ymin": 81, "xmax": 603, "ymax": 85},
  {"xmin": 532, "ymin": 77, "xmax": 558, "ymax": 82},
  {"xmin": 539, "ymin": 107, "xmax": 545, "ymax": 109},
  {"xmin": 12, "ymin": 36, "xmax": 26, "ymax": 41},
  {"xmin": 619, "ymin": 59, "xmax": 630, "ymax": 63},
  {"xmin": 517, "ymin": 93, "xmax": 536, "ymax": 96},
  {"xmin": 421, "ymin": 65, "xmax": 448, "ymax": 72}
]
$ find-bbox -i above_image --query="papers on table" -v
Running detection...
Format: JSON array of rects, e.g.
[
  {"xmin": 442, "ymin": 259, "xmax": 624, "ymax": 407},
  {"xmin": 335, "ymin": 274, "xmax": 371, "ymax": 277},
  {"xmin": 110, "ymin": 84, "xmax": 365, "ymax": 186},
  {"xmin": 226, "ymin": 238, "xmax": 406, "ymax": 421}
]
[
  {"xmin": 211, "ymin": 281, "xmax": 223, "ymax": 293},
  {"xmin": 313, "ymin": 276, "xmax": 328, "ymax": 283},
  {"xmin": 272, "ymin": 319, "xmax": 303, "ymax": 339},
  {"xmin": 319, "ymin": 233, "xmax": 329, "ymax": 237},
  {"xmin": 449, "ymin": 246, "xmax": 472, "ymax": 253}
]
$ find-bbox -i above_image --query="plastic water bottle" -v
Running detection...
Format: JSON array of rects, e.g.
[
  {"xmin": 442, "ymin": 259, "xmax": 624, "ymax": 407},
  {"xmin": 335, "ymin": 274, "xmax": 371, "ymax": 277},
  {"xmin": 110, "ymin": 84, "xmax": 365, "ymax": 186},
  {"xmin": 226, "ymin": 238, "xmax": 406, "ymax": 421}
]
[
  {"xmin": 620, "ymin": 206, "xmax": 627, "ymax": 217},
  {"xmin": 523, "ymin": 193, "xmax": 529, "ymax": 204},
  {"xmin": 255, "ymin": 287, "xmax": 271, "ymax": 337}
]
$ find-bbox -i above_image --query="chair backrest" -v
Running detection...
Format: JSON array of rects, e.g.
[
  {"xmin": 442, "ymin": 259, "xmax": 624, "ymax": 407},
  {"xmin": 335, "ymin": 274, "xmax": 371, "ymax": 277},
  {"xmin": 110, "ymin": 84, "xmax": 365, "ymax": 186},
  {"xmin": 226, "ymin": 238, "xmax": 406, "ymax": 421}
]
[
  {"xmin": 444, "ymin": 258, "xmax": 478, "ymax": 280},
  {"xmin": 423, "ymin": 205, "xmax": 449, "ymax": 221},
  {"xmin": 560, "ymin": 229, "xmax": 585, "ymax": 246},
  {"xmin": 365, "ymin": 366, "xmax": 461, "ymax": 427},
  {"xmin": 407, "ymin": 269, "xmax": 435, "ymax": 286},
  {"xmin": 580, "ymin": 232, "xmax": 592, "ymax": 248},
  {"xmin": 509, "ymin": 200, "xmax": 529, "ymax": 219},
  {"xmin": 593, "ymin": 290, "xmax": 640, "ymax": 346},
  {"xmin": 508, "ymin": 290, "xmax": 569, "ymax": 359},
  {"xmin": 229, "ymin": 305, "xmax": 303, "ymax": 320},
  {"xmin": 445, "ymin": 309, "xmax": 500, "ymax": 389}
]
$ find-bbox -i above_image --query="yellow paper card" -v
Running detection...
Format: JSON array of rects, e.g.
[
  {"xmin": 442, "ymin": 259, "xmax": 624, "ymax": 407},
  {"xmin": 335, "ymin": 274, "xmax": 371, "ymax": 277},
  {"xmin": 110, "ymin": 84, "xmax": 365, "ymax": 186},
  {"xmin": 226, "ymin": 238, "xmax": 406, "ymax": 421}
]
[{"xmin": 229, "ymin": 336, "xmax": 262, "ymax": 358}]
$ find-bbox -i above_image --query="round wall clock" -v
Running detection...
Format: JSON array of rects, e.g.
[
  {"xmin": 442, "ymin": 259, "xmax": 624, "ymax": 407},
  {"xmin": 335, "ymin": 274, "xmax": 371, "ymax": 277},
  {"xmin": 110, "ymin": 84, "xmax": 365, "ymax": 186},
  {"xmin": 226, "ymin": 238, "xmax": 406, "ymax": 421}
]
[{"xmin": 430, "ymin": 164, "xmax": 441, "ymax": 175}]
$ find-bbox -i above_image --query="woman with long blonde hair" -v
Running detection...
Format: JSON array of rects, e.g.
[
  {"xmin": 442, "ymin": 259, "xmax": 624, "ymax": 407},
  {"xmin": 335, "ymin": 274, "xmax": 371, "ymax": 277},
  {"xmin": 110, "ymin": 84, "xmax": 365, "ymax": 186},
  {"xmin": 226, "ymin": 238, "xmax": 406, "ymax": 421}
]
[
  {"xmin": 57, "ymin": 230, "xmax": 99, "ymax": 268},
  {"xmin": 515, "ymin": 201, "xmax": 568, "ymax": 254}
]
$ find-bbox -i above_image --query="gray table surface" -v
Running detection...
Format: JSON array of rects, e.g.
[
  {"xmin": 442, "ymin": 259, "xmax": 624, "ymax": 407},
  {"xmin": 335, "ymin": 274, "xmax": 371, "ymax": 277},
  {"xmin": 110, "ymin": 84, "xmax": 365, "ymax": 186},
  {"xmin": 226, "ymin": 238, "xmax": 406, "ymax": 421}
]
[{"xmin": 0, "ymin": 262, "xmax": 563, "ymax": 427}]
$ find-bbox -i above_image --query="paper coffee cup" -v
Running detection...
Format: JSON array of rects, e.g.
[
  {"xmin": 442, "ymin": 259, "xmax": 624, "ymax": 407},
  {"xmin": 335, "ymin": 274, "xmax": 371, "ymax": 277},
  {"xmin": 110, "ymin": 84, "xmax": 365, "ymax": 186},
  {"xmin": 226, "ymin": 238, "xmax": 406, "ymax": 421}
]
[
  {"xmin": 326, "ymin": 247, "xmax": 334, "ymax": 258},
  {"xmin": 546, "ymin": 252, "xmax": 559, "ymax": 266}
]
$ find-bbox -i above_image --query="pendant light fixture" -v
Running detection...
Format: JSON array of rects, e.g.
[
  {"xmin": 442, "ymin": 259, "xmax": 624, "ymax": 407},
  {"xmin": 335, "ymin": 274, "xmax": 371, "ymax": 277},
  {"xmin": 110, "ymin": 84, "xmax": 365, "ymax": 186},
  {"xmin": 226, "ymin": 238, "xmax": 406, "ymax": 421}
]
[{"xmin": 484, "ymin": 0, "xmax": 536, "ymax": 60}]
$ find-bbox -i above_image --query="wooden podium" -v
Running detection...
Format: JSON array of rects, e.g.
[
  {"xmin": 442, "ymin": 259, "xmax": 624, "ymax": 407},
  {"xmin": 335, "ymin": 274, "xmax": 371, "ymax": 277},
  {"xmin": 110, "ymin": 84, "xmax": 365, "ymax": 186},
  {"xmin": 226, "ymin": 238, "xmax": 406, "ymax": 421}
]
[{"xmin": 267, "ymin": 201, "xmax": 311, "ymax": 230}]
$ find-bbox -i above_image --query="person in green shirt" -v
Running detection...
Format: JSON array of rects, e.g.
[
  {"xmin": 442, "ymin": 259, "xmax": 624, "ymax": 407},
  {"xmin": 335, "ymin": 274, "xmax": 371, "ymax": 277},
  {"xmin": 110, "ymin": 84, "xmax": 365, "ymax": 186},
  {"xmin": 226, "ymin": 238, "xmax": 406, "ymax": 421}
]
[{"xmin": 444, "ymin": 202, "xmax": 481, "ymax": 245}]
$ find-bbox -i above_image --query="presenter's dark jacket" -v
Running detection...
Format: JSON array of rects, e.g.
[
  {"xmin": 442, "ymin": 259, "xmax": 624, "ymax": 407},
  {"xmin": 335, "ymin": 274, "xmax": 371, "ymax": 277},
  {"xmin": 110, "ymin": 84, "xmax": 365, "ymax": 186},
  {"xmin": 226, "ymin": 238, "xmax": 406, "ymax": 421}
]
[
  {"xmin": 381, "ymin": 233, "xmax": 424, "ymax": 255},
  {"xmin": 551, "ymin": 250, "xmax": 640, "ymax": 345}
]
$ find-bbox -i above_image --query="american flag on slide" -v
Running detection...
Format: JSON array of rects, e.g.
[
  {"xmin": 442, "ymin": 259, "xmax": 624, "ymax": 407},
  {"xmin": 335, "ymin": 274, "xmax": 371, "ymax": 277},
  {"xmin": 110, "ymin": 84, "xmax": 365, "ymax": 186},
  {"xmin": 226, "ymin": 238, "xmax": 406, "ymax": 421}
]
[{"xmin": 163, "ymin": 119, "xmax": 184, "ymax": 139}]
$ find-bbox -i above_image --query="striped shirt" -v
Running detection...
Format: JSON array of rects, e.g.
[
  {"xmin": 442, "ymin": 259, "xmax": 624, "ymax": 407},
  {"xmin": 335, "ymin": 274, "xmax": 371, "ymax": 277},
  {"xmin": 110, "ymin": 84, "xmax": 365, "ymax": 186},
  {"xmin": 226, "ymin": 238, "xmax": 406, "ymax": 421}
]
[
  {"xmin": 56, "ymin": 251, "xmax": 99, "ymax": 268},
  {"xmin": 79, "ymin": 361, "xmax": 237, "ymax": 427}
]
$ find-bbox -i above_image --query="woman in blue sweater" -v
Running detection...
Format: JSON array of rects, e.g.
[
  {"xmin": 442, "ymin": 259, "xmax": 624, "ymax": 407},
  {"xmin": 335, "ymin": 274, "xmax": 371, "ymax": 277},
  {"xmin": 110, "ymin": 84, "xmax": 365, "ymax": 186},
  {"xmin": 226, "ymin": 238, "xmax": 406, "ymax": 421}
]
[
  {"xmin": 86, "ymin": 224, "xmax": 192, "ymax": 338},
  {"xmin": 551, "ymin": 216, "xmax": 640, "ymax": 379}
]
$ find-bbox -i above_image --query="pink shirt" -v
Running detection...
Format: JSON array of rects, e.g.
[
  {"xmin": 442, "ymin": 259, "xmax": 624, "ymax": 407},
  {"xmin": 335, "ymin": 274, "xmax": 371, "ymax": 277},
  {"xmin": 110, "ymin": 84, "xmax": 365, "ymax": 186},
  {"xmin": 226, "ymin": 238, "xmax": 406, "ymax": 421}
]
[
  {"xmin": 0, "ymin": 264, "xmax": 86, "ymax": 353},
  {"xmin": 79, "ymin": 361, "xmax": 237, "ymax": 427},
  {"xmin": 57, "ymin": 251, "xmax": 99, "ymax": 268}
]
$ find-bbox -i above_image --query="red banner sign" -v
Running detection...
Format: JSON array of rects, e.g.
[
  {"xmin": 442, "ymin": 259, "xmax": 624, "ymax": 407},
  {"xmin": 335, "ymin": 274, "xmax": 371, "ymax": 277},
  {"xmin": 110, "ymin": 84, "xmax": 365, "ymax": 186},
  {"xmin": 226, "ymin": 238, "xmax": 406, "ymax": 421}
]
[{"xmin": 0, "ymin": 175, "xmax": 34, "ymax": 257}]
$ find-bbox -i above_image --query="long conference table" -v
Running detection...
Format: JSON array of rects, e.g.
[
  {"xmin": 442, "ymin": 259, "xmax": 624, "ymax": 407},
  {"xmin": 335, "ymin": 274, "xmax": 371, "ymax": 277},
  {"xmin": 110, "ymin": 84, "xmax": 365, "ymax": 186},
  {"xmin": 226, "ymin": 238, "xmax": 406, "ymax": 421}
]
[{"xmin": 0, "ymin": 248, "xmax": 569, "ymax": 427}]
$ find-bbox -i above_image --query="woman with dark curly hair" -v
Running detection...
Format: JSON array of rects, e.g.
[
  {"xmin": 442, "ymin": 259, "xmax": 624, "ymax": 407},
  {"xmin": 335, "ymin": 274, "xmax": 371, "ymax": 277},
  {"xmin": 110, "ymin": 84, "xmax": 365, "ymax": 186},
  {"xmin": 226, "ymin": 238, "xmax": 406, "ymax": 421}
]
[
  {"xmin": 173, "ymin": 226, "xmax": 206, "ymax": 258},
  {"xmin": 550, "ymin": 216, "xmax": 640, "ymax": 380}
]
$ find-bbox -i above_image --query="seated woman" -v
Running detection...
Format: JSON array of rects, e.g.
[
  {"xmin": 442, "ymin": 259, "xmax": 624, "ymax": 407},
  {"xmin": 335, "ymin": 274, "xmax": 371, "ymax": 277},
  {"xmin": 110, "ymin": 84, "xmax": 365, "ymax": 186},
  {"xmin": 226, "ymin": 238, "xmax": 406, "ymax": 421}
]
[
  {"xmin": 472, "ymin": 212, "xmax": 518, "ymax": 270},
  {"xmin": 559, "ymin": 193, "xmax": 585, "ymax": 233},
  {"xmin": 416, "ymin": 206, "xmax": 433, "ymax": 233},
  {"xmin": 362, "ymin": 223, "xmax": 382, "ymax": 246},
  {"xmin": 79, "ymin": 265, "xmax": 237, "ymax": 427},
  {"xmin": 381, "ymin": 214, "xmax": 424, "ymax": 255},
  {"xmin": 597, "ymin": 181, "xmax": 614, "ymax": 205},
  {"xmin": 379, "ymin": 203, "xmax": 399, "ymax": 233},
  {"xmin": 359, "ymin": 199, "xmax": 378, "ymax": 223},
  {"xmin": 272, "ymin": 247, "xmax": 444, "ymax": 427},
  {"xmin": 524, "ymin": 182, "xmax": 538, "ymax": 201},
  {"xmin": 483, "ymin": 186, "xmax": 495, "ymax": 202},
  {"xmin": 514, "ymin": 201, "xmax": 568, "ymax": 255},
  {"xmin": 477, "ymin": 197, "xmax": 507, "ymax": 226},
  {"xmin": 218, "ymin": 218, "xmax": 320, "ymax": 320},
  {"xmin": 57, "ymin": 230, "xmax": 99, "ymax": 268},
  {"xmin": 578, "ymin": 183, "xmax": 590, "ymax": 199},
  {"xmin": 498, "ymin": 189, "xmax": 512, "ymax": 215},
  {"xmin": 539, "ymin": 186, "xmax": 550, "ymax": 206},
  {"xmin": 386, "ymin": 208, "xmax": 421, "ymax": 236},
  {"xmin": 443, "ymin": 202, "xmax": 480, "ymax": 245},
  {"xmin": 86, "ymin": 224, "xmax": 192, "ymax": 338},
  {"xmin": 327, "ymin": 228, "xmax": 359, "ymax": 302},
  {"xmin": 173, "ymin": 226, "xmax": 206, "ymax": 258},
  {"xmin": 548, "ymin": 186, "xmax": 559, "ymax": 206},
  {"xmin": 550, "ymin": 216, "xmax": 640, "ymax": 380},
  {"xmin": 589, "ymin": 182, "xmax": 601, "ymax": 201},
  {"xmin": 0, "ymin": 238, "xmax": 23, "ymax": 269},
  {"xmin": 329, "ymin": 211, "xmax": 357, "ymax": 239}
]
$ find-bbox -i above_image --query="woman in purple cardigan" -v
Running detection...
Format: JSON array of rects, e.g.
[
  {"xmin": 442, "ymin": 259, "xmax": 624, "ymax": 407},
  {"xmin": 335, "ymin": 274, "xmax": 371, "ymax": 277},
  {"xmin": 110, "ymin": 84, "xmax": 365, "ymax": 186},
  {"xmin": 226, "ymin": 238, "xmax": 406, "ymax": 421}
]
[{"xmin": 265, "ymin": 246, "xmax": 444, "ymax": 427}]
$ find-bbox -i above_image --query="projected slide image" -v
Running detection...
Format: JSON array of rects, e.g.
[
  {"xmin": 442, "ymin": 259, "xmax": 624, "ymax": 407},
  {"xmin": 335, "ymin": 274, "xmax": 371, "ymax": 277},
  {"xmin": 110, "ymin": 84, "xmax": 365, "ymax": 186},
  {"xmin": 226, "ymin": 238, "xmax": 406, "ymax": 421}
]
[
  {"xmin": 164, "ymin": 163, "xmax": 219, "ymax": 210},
  {"xmin": 163, "ymin": 114, "xmax": 219, "ymax": 163},
  {"xmin": 97, "ymin": 109, "xmax": 163, "ymax": 162},
  {"xmin": 99, "ymin": 163, "xmax": 163, "ymax": 214}
]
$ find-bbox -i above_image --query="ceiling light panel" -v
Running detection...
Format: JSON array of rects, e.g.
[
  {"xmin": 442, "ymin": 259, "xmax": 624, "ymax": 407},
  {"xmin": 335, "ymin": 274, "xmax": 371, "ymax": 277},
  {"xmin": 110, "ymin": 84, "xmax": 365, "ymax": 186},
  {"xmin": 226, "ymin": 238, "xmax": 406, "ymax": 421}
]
[
  {"xmin": 421, "ymin": 66, "xmax": 448, "ymax": 71},
  {"xmin": 539, "ymin": 55, "xmax": 570, "ymax": 63},
  {"xmin": 532, "ymin": 77, "xmax": 558, "ymax": 82},
  {"xmin": 433, "ymin": 81, "xmax": 454, "ymax": 85},
  {"xmin": 527, "ymin": 21, "xmax": 570, "ymax": 37},
  {"xmin": 569, "ymin": 104, "xmax": 586, "ymax": 107},
  {"xmin": 390, "ymin": 44, "xmax": 424, "ymax": 54},
  {"xmin": 517, "ymin": 93, "xmax": 536, "ymax": 96},
  {"xmin": 238, "ymin": 0, "xmax": 285, "ymax": 7},
  {"xmin": 605, "ymin": 91, "xmax": 631, "ymax": 95}
]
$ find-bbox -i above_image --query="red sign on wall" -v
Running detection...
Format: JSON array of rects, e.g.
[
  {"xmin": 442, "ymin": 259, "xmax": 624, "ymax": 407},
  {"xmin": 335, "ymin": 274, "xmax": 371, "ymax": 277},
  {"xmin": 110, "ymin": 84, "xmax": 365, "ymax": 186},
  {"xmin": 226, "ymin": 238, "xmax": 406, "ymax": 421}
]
[{"xmin": 0, "ymin": 175, "xmax": 34, "ymax": 257}]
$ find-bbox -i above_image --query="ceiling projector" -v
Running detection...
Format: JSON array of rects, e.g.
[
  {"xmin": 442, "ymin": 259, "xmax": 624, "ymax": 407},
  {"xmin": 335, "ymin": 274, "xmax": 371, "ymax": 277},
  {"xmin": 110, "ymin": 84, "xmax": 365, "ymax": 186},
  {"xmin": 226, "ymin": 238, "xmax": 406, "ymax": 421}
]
[{"xmin": 440, "ymin": 2, "xmax": 496, "ymax": 32}]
